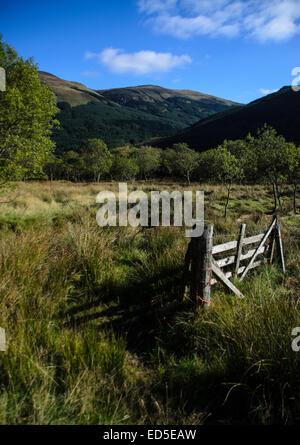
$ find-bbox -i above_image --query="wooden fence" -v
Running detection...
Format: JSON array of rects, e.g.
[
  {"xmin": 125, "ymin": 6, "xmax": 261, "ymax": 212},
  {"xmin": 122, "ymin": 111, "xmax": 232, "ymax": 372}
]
[{"xmin": 184, "ymin": 216, "xmax": 285, "ymax": 308}]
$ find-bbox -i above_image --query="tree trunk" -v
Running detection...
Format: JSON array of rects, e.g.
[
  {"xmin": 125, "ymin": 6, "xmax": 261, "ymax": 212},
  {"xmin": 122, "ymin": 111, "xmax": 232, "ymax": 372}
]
[
  {"xmin": 187, "ymin": 171, "xmax": 190, "ymax": 185},
  {"xmin": 272, "ymin": 182, "xmax": 278, "ymax": 213},
  {"xmin": 276, "ymin": 182, "xmax": 283, "ymax": 212},
  {"xmin": 224, "ymin": 187, "xmax": 231, "ymax": 218}
]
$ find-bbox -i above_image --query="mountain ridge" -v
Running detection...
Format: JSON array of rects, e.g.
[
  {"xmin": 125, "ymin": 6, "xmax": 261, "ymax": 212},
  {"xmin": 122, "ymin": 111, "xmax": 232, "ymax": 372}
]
[{"xmin": 38, "ymin": 71, "xmax": 241, "ymax": 151}]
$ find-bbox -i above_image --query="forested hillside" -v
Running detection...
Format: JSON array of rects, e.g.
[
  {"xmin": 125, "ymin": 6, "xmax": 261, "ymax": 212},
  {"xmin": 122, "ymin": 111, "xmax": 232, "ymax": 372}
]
[
  {"xmin": 38, "ymin": 72, "xmax": 240, "ymax": 152},
  {"xmin": 153, "ymin": 86, "xmax": 300, "ymax": 150}
]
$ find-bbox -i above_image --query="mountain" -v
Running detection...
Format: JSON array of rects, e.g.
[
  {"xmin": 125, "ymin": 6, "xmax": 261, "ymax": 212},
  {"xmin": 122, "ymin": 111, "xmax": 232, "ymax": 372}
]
[
  {"xmin": 38, "ymin": 72, "xmax": 240, "ymax": 152},
  {"xmin": 98, "ymin": 85, "xmax": 238, "ymax": 128},
  {"xmin": 152, "ymin": 86, "xmax": 300, "ymax": 150}
]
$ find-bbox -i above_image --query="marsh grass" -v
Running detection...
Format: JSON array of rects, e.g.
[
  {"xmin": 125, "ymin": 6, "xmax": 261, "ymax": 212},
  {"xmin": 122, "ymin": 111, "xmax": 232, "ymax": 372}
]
[{"xmin": 0, "ymin": 181, "xmax": 299, "ymax": 424}]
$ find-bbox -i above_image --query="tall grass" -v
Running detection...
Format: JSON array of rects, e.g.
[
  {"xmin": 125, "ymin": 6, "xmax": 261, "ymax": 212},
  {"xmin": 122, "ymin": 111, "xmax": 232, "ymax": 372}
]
[
  {"xmin": 155, "ymin": 265, "xmax": 300, "ymax": 424},
  {"xmin": 0, "ymin": 181, "xmax": 299, "ymax": 424}
]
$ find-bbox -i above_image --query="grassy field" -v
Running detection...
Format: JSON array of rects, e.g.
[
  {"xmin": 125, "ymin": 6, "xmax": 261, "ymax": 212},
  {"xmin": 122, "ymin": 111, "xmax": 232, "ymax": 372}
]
[{"xmin": 0, "ymin": 180, "xmax": 300, "ymax": 425}]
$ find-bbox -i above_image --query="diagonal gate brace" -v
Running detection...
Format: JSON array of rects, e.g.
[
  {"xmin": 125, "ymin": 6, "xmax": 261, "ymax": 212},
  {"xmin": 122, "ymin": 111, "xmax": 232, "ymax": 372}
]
[{"xmin": 212, "ymin": 258, "xmax": 244, "ymax": 299}]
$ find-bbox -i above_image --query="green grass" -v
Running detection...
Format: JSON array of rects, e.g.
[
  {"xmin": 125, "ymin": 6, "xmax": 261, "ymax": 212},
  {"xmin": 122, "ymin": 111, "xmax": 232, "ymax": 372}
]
[{"xmin": 0, "ymin": 181, "xmax": 299, "ymax": 424}]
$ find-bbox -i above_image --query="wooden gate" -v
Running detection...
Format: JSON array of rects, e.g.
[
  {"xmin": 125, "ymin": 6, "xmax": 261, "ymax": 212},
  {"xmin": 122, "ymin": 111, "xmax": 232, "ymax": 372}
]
[{"xmin": 184, "ymin": 216, "xmax": 285, "ymax": 308}]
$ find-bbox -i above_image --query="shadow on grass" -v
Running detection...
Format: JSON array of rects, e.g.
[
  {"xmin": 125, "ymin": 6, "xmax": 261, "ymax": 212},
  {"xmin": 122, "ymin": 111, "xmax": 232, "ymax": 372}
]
[{"xmin": 60, "ymin": 265, "xmax": 190, "ymax": 353}]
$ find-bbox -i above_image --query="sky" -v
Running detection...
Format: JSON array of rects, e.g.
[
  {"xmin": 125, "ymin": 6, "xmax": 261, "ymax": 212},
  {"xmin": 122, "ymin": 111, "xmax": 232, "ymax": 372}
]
[{"xmin": 1, "ymin": 0, "xmax": 300, "ymax": 103}]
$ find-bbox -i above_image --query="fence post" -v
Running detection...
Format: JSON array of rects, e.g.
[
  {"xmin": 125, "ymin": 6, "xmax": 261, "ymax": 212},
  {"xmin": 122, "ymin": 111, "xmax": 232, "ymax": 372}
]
[{"xmin": 190, "ymin": 224, "xmax": 213, "ymax": 309}]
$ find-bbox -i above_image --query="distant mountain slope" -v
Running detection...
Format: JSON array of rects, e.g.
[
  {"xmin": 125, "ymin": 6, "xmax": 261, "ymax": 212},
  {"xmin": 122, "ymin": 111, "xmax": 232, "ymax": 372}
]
[
  {"xmin": 152, "ymin": 86, "xmax": 300, "ymax": 150},
  {"xmin": 39, "ymin": 71, "xmax": 108, "ymax": 106},
  {"xmin": 99, "ymin": 85, "xmax": 239, "ymax": 128},
  {"xmin": 38, "ymin": 72, "xmax": 240, "ymax": 152}
]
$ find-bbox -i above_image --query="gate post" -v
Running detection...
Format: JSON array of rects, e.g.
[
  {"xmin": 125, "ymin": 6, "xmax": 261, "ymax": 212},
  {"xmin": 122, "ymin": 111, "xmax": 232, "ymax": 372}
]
[{"xmin": 190, "ymin": 224, "xmax": 214, "ymax": 309}]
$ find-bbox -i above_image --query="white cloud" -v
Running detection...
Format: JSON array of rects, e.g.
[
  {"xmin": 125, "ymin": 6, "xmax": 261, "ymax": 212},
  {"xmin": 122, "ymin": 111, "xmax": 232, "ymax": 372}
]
[
  {"xmin": 138, "ymin": 0, "xmax": 300, "ymax": 42},
  {"xmin": 138, "ymin": 0, "xmax": 177, "ymax": 14},
  {"xmin": 152, "ymin": 12, "xmax": 240, "ymax": 38},
  {"xmin": 85, "ymin": 48, "xmax": 191, "ymax": 75},
  {"xmin": 259, "ymin": 88, "xmax": 279, "ymax": 95}
]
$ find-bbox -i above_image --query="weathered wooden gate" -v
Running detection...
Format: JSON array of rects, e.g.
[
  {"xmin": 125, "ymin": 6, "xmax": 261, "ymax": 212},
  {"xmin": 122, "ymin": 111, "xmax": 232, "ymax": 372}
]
[{"xmin": 184, "ymin": 216, "xmax": 285, "ymax": 308}]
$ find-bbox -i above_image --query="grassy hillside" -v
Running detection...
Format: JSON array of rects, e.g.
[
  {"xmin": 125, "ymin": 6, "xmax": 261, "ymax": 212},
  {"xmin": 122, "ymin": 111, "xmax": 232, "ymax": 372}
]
[
  {"xmin": 38, "ymin": 71, "xmax": 109, "ymax": 106},
  {"xmin": 153, "ymin": 86, "xmax": 300, "ymax": 150},
  {"xmin": 38, "ymin": 72, "xmax": 240, "ymax": 151},
  {"xmin": 0, "ymin": 181, "xmax": 299, "ymax": 424}
]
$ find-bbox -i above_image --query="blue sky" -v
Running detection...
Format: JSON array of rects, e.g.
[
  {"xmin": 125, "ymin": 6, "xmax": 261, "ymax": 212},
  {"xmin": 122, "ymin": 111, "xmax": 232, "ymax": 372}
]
[{"xmin": 1, "ymin": 0, "xmax": 300, "ymax": 103}]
